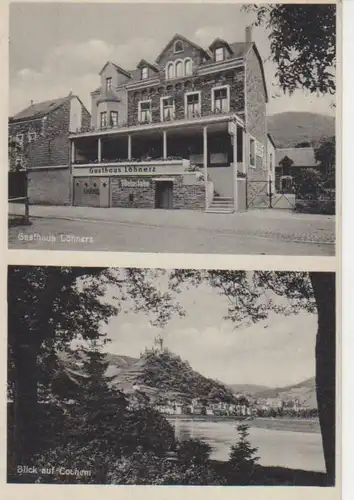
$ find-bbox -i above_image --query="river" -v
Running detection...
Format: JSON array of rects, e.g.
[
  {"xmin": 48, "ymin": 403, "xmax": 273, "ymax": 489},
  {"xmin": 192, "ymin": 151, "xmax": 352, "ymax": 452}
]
[{"xmin": 167, "ymin": 418, "xmax": 325, "ymax": 472}]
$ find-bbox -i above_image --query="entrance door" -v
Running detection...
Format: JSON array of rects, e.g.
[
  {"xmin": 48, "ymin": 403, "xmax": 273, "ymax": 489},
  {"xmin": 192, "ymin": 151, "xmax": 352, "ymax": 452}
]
[{"xmin": 155, "ymin": 181, "xmax": 173, "ymax": 209}]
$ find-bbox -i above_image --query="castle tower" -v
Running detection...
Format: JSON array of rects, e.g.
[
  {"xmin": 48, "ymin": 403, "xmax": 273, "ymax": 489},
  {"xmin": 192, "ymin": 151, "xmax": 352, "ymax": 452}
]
[{"xmin": 154, "ymin": 333, "xmax": 164, "ymax": 353}]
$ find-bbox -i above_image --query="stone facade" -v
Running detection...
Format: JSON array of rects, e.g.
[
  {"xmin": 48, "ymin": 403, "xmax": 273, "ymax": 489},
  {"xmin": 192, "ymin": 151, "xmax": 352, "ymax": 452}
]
[
  {"xmin": 127, "ymin": 68, "xmax": 244, "ymax": 127},
  {"xmin": 110, "ymin": 175, "xmax": 205, "ymax": 209}
]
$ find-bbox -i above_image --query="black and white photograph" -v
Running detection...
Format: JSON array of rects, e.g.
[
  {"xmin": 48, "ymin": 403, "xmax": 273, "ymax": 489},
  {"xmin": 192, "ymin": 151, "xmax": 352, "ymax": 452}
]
[
  {"xmin": 7, "ymin": 266, "xmax": 336, "ymax": 486},
  {"xmin": 8, "ymin": 2, "xmax": 336, "ymax": 255}
]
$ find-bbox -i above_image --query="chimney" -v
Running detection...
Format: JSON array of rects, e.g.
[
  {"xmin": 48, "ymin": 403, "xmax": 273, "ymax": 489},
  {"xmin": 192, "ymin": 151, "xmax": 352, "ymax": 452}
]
[{"xmin": 245, "ymin": 25, "xmax": 252, "ymax": 44}]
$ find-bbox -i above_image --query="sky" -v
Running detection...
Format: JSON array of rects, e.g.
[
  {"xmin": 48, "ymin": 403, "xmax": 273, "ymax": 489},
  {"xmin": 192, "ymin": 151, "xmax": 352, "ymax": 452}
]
[
  {"xmin": 100, "ymin": 271, "xmax": 317, "ymax": 388},
  {"xmin": 9, "ymin": 2, "xmax": 335, "ymax": 117}
]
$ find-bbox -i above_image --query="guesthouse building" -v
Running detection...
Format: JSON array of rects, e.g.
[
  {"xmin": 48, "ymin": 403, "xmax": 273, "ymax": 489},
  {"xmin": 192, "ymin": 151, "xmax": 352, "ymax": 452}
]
[{"xmin": 70, "ymin": 29, "xmax": 272, "ymax": 212}]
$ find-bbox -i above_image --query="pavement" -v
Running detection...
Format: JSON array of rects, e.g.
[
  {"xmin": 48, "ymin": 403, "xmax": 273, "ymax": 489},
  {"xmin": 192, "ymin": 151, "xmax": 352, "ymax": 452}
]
[{"xmin": 8, "ymin": 204, "xmax": 336, "ymax": 255}]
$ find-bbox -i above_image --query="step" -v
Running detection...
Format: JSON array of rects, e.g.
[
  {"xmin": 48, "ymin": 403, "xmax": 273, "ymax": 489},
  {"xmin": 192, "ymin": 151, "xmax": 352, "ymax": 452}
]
[
  {"xmin": 213, "ymin": 197, "xmax": 233, "ymax": 202},
  {"xmin": 205, "ymin": 207, "xmax": 235, "ymax": 214}
]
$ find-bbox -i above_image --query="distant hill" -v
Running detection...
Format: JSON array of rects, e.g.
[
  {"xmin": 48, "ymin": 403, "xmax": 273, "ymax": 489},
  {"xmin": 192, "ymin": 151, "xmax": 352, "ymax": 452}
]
[
  {"xmin": 229, "ymin": 377, "xmax": 317, "ymax": 409},
  {"xmin": 268, "ymin": 112, "xmax": 335, "ymax": 148},
  {"xmin": 227, "ymin": 384, "xmax": 271, "ymax": 395}
]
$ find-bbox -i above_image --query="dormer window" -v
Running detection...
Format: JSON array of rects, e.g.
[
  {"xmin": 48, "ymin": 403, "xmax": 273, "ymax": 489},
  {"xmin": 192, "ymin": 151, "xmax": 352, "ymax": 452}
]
[
  {"xmin": 106, "ymin": 77, "xmax": 112, "ymax": 92},
  {"xmin": 215, "ymin": 47, "xmax": 224, "ymax": 62},
  {"xmin": 141, "ymin": 67, "xmax": 148, "ymax": 80},
  {"xmin": 174, "ymin": 40, "xmax": 184, "ymax": 54}
]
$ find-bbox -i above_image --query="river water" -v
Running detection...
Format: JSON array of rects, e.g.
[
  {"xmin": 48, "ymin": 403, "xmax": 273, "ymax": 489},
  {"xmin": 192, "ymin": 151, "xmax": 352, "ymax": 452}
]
[{"xmin": 168, "ymin": 418, "xmax": 325, "ymax": 472}]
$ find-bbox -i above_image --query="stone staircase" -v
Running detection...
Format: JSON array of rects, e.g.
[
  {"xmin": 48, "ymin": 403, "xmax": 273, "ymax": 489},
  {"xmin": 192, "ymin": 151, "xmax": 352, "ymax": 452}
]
[{"xmin": 206, "ymin": 196, "xmax": 235, "ymax": 214}]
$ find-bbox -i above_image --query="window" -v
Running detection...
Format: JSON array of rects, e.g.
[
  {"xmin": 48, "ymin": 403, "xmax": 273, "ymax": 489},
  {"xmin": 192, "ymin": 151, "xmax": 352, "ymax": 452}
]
[
  {"xmin": 174, "ymin": 40, "xmax": 184, "ymax": 53},
  {"xmin": 139, "ymin": 100, "xmax": 152, "ymax": 123},
  {"xmin": 141, "ymin": 67, "xmax": 148, "ymax": 80},
  {"xmin": 166, "ymin": 63, "xmax": 174, "ymax": 80},
  {"xmin": 175, "ymin": 60, "xmax": 183, "ymax": 78},
  {"xmin": 28, "ymin": 131, "xmax": 37, "ymax": 143},
  {"xmin": 269, "ymin": 153, "xmax": 273, "ymax": 172},
  {"xmin": 100, "ymin": 111, "xmax": 108, "ymax": 128},
  {"xmin": 185, "ymin": 59, "xmax": 192, "ymax": 76},
  {"xmin": 249, "ymin": 137, "xmax": 256, "ymax": 168},
  {"xmin": 161, "ymin": 97, "xmax": 175, "ymax": 121},
  {"xmin": 16, "ymin": 133, "xmax": 24, "ymax": 146},
  {"xmin": 212, "ymin": 86, "xmax": 230, "ymax": 113},
  {"xmin": 106, "ymin": 77, "xmax": 112, "ymax": 92},
  {"xmin": 215, "ymin": 47, "xmax": 224, "ymax": 62},
  {"xmin": 110, "ymin": 111, "xmax": 118, "ymax": 127},
  {"xmin": 185, "ymin": 92, "xmax": 201, "ymax": 119}
]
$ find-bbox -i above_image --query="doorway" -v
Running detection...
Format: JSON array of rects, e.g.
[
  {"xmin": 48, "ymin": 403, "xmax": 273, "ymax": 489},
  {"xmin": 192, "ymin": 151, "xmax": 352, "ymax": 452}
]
[{"xmin": 155, "ymin": 181, "xmax": 173, "ymax": 209}]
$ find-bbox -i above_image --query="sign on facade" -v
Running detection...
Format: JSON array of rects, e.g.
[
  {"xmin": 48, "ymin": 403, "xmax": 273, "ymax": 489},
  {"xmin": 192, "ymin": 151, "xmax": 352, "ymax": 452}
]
[
  {"xmin": 228, "ymin": 122, "xmax": 237, "ymax": 135},
  {"xmin": 72, "ymin": 164, "xmax": 185, "ymax": 177},
  {"xmin": 119, "ymin": 179, "xmax": 151, "ymax": 188},
  {"xmin": 255, "ymin": 141, "xmax": 264, "ymax": 158}
]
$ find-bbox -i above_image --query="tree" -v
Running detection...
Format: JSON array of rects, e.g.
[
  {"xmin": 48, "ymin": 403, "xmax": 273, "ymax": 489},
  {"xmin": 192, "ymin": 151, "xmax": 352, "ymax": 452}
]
[
  {"xmin": 244, "ymin": 4, "xmax": 336, "ymax": 96},
  {"xmin": 315, "ymin": 136, "xmax": 336, "ymax": 185},
  {"xmin": 169, "ymin": 271, "xmax": 335, "ymax": 485},
  {"xmin": 7, "ymin": 267, "xmax": 183, "ymax": 472},
  {"xmin": 229, "ymin": 424, "xmax": 260, "ymax": 484},
  {"xmin": 292, "ymin": 168, "xmax": 326, "ymax": 200}
]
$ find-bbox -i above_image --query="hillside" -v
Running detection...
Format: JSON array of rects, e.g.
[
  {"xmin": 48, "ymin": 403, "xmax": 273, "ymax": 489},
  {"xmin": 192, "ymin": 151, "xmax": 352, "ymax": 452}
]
[
  {"xmin": 268, "ymin": 112, "xmax": 335, "ymax": 148},
  {"xmin": 229, "ymin": 377, "xmax": 317, "ymax": 409},
  {"xmin": 61, "ymin": 349, "xmax": 237, "ymax": 404}
]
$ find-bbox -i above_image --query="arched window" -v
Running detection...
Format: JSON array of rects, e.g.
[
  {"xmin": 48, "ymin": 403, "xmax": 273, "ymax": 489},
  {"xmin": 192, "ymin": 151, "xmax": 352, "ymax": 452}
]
[
  {"xmin": 174, "ymin": 40, "xmax": 183, "ymax": 53},
  {"xmin": 175, "ymin": 60, "xmax": 183, "ymax": 78},
  {"xmin": 166, "ymin": 63, "xmax": 174, "ymax": 80},
  {"xmin": 184, "ymin": 58, "xmax": 192, "ymax": 76}
]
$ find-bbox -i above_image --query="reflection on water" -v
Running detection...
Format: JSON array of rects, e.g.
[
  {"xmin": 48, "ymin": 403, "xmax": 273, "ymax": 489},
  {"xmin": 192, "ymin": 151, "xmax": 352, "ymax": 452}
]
[{"xmin": 168, "ymin": 418, "xmax": 325, "ymax": 472}]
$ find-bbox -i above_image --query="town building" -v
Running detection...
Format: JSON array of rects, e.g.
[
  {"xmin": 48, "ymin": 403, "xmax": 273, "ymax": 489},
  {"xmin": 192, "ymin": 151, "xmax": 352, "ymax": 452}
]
[
  {"xmin": 9, "ymin": 93, "xmax": 91, "ymax": 205},
  {"xmin": 70, "ymin": 29, "xmax": 272, "ymax": 212},
  {"xmin": 275, "ymin": 147, "xmax": 321, "ymax": 193}
]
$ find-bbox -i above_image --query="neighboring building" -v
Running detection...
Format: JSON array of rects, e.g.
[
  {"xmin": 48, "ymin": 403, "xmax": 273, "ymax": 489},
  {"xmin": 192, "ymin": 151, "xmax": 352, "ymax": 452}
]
[
  {"xmin": 8, "ymin": 93, "xmax": 91, "ymax": 205},
  {"xmin": 275, "ymin": 147, "xmax": 321, "ymax": 192},
  {"xmin": 70, "ymin": 29, "xmax": 272, "ymax": 211}
]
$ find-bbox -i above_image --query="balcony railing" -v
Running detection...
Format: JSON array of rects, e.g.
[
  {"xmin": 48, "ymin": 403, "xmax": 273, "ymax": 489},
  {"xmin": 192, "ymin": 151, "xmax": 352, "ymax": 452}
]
[
  {"xmin": 72, "ymin": 155, "xmax": 185, "ymax": 165},
  {"xmin": 71, "ymin": 108, "xmax": 234, "ymax": 135}
]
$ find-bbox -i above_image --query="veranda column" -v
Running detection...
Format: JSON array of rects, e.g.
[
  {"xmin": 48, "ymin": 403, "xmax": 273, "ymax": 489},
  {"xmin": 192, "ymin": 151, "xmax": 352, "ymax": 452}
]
[
  {"xmin": 242, "ymin": 128, "xmax": 246, "ymax": 174},
  {"xmin": 163, "ymin": 130, "xmax": 167, "ymax": 159},
  {"xmin": 71, "ymin": 140, "xmax": 76, "ymax": 164},
  {"xmin": 233, "ymin": 125, "xmax": 238, "ymax": 212},
  {"xmin": 128, "ymin": 134, "xmax": 132, "ymax": 160},
  {"xmin": 98, "ymin": 137, "xmax": 102, "ymax": 162},
  {"xmin": 203, "ymin": 125, "xmax": 208, "ymax": 209}
]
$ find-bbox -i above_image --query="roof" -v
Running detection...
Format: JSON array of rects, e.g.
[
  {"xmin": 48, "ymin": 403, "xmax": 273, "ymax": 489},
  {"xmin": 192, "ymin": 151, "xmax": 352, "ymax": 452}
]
[
  {"xmin": 99, "ymin": 61, "xmax": 132, "ymax": 78},
  {"xmin": 137, "ymin": 59, "xmax": 159, "ymax": 72},
  {"xmin": 155, "ymin": 33, "xmax": 211, "ymax": 63},
  {"xmin": 267, "ymin": 133, "xmax": 276, "ymax": 149},
  {"xmin": 276, "ymin": 148, "xmax": 320, "ymax": 168},
  {"xmin": 10, "ymin": 95, "xmax": 71, "ymax": 121}
]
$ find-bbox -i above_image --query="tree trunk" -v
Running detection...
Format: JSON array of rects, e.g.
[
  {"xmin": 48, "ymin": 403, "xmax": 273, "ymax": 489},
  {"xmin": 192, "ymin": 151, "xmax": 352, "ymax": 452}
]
[
  {"xmin": 310, "ymin": 272, "xmax": 336, "ymax": 486},
  {"xmin": 11, "ymin": 341, "xmax": 39, "ymax": 480}
]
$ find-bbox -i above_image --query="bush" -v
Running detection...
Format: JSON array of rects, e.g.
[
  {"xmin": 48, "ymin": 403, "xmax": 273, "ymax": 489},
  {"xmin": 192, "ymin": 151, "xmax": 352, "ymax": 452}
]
[
  {"xmin": 110, "ymin": 450, "xmax": 226, "ymax": 485},
  {"xmin": 229, "ymin": 424, "xmax": 259, "ymax": 485},
  {"xmin": 176, "ymin": 438, "xmax": 212, "ymax": 465}
]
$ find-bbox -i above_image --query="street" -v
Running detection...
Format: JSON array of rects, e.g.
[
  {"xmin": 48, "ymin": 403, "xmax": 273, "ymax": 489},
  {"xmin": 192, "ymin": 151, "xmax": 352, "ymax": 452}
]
[{"xmin": 8, "ymin": 205, "xmax": 335, "ymax": 255}]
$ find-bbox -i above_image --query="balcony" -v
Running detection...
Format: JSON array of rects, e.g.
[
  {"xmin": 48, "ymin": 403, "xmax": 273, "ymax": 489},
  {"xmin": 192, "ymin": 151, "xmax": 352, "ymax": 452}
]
[{"xmin": 70, "ymin": 107, "xmax": 239, "ymax": 138}]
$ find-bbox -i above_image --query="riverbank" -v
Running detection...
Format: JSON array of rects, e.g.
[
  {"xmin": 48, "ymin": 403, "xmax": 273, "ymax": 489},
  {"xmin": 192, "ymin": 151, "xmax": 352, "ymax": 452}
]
[{"xmin": 167, "ymin": 416, "xmax": 320, "ymax": 433}]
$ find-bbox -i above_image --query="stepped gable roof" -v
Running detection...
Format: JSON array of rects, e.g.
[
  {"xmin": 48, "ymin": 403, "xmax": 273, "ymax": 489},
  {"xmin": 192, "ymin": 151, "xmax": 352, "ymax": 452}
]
[
  {"xmin": 276, "ymin": 147, "xmax": 320, "ymax": 168},
  {"xmin": 10, "ymin": 95, "xmax": 71, "ymax": 121}
]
